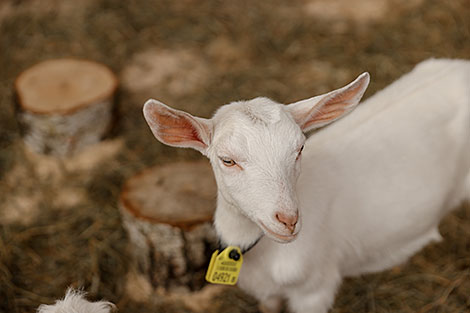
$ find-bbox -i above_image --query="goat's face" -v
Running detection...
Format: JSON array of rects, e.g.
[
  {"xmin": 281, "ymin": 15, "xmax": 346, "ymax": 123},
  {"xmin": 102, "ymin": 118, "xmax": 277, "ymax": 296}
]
[
  {"xmin": 143, "ymin": 72, "xmax": 369, "ymax": 245},
  {"xmin": 207, "ymin": 99, "xmax": 305, "ymax": 242}
]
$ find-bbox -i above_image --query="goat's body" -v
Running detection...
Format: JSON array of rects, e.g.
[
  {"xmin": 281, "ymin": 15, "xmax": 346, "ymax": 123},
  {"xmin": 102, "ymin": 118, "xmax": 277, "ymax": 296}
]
[
  {"xmin": 143, "ymin": 58, "xmax": 470, "ymax": 313},
  {"xmin": 238, "ymin": 59, "xmax": 470, "ymax": 312}
]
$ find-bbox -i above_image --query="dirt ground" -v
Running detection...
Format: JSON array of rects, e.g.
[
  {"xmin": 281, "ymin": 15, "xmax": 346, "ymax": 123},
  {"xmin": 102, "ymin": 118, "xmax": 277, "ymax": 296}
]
[{"xmin": 0, "ymin": 0, "xmax": 469, "ymax": 312}]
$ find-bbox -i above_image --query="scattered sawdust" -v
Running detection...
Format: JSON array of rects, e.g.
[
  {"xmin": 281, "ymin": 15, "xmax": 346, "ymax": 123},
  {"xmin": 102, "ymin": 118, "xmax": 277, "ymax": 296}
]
[
  {"xmin": 303, "ymin": 0, "xmax": 426, "ymax": 23},
  {"xmin": 121, "ymin": 49, "xmax": 210, "ymax": 98},
  {"xmin": 205, "ymin": 37, "xmax": 251, "ymax": 71},
  {"xmin": 168, "ymin": 285, "xmax": 228, "ymax": 313},
  {"xmin": 0, "ymin": 191, "xmax": 42, "ymax": 226},
  {"xmin": 2, "ymin": 157, "xmax": 33, "ymax": 187},
  {"xmin": 22, "ymin": 145, "xmax": 65, "ymax": 183},
  {"xmin": 52, "ymin": 187, "xmax": 87, "ymax": 208},
  {"xmin": 0, "ymin": 162, "xmax": 42, "ymax": 225},
  {"xmin": 64, "ymin": 139, "xmax": 124, "ymax": 173},
  {"xmin": 0, "ymin": 139, "xmax": 123, "ymax": 226},
  {"xmin": 124, "ymin": 270, "xmax": 153, "ymax": 303},
  {"xmin": 23, "ymin": 139, "xmax": 124, "ymax": 179}
]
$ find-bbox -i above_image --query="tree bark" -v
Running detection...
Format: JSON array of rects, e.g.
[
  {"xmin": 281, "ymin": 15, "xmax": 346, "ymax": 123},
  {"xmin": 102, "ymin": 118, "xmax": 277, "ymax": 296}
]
[
  {"xmin": 119, "ymin": 161, "xmax": 218, "ymax": 292},
  {"xmin": 14, "ymin": 58, "xmax": 118, "ymax": 157}
]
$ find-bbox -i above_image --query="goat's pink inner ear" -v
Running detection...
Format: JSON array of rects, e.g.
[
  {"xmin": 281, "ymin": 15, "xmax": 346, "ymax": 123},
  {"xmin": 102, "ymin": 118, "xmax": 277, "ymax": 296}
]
[
  {"xmin": 289, "ymin": 72, "xmax": 370, "ymax": 132},
  {"xmin": 154, "ymin": 111, "xmax": 205, "ymax": 147},
  {"xmin": 143, "ymin": 100, "xmax": 211, "ymax": 152},
  {"xmin": 303, "ymin": 78, "xmax": 366, "ymax": 129}
]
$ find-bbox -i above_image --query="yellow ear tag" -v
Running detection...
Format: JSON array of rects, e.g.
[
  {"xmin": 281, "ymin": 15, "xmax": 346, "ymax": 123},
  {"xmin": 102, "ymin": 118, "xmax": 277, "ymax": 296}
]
[{"xmin": 205, "ymin": 246, "xmax": 243, "ymax": 285}]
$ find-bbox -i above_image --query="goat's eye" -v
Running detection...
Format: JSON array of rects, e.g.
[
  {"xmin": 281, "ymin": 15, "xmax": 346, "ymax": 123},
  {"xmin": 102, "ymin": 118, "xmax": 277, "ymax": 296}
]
[{"xmin": 221, "ymin": 158, "xmax": 237, "ymax": 167}]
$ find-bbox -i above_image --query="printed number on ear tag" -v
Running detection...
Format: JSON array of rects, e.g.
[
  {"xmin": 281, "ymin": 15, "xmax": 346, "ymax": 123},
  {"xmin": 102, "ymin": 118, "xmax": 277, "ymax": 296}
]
[{"xmin": 205, "ymin": 246, "xmax": 243, "ymax": 285}]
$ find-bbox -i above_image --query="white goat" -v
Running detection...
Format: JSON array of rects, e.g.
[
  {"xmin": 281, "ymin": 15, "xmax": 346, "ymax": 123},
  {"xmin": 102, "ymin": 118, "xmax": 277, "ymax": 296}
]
[
  {"xmin": 143, "ymin": 58, "xmax": 470, "ymax": 313},
  {"xmin": 37, "ymin": 288, "xmax": 115, "ymax": 313}
]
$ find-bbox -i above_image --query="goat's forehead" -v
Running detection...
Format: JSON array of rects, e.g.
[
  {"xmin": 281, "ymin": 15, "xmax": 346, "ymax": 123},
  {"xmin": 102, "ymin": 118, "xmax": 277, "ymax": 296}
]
[
  {"xmin": 211, "ymin": 98, "xmax": 304, "ymax": 154},
  {"xmin": 214, "ymin": 97, "xmax": 283, "ymax": 125}
]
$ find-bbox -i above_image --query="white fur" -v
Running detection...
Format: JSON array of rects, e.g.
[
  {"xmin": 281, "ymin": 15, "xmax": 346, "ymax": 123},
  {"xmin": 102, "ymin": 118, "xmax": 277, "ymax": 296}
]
[
  {"xmin": 37, "ymin": 288, "xmax": 115, "ymax": 313},
  {"xmin": 143, "ymin": 58, "xmax": 470, "ymax": 313}
]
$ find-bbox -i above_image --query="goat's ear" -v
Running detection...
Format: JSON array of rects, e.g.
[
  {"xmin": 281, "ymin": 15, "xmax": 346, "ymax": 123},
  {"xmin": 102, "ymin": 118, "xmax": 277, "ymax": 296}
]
[
  {"xmin": 143, "ymin": 99, "xmax": 212, "ymax": 155},
  {"xmin": 287, "ymin": 72, "xmax": 370, "ymax": 132}
]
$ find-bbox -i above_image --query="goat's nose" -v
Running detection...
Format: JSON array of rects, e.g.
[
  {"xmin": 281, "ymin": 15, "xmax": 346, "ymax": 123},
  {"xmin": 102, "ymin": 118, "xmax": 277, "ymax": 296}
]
[{"xmin": 275, "ymin": 212, "xmax": 298, "ymax": 234}]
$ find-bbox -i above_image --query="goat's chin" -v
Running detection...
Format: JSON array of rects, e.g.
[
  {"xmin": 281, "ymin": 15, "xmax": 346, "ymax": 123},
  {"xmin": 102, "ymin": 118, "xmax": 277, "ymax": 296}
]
[
  {"xmin": 258, "ymin": 220, "xmax": 299, "ymax": 244},
  {"xmin": 268, "ymin": 233, "xmax": 298, "ymax": 244}
]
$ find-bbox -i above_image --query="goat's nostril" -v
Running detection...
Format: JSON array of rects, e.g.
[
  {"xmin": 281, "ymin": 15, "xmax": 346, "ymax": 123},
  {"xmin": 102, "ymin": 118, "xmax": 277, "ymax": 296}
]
[
  {"xmin": 275, "ymin": 212, "xmax": 298, "ymax": 233},
  {"xmin": 275, "ymin": 213, "xmax": 285, "ymax": 225}
]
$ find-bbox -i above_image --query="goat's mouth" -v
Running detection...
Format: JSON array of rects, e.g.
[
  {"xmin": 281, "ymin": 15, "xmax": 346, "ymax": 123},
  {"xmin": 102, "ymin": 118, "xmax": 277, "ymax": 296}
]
[{"xmin": 258, "ymin": 220, "xmax": 298, "ymax": 243}]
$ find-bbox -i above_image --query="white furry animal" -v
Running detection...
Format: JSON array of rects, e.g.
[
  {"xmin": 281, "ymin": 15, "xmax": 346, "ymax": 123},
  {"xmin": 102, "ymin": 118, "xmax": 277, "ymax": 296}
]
[
  {"xmin": 37, "ymin": 288, "xmax": 115, "ymax": 313},
  {"xmin": 143, "ymin": 58, "xmax": 470, "ymax": 313}
]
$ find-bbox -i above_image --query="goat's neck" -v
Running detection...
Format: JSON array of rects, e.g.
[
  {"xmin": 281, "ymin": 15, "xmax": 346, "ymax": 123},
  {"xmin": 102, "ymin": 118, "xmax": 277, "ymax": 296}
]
[{"xmin": 214, "ymin": 192, "xmax": 263, "ymax": 250}]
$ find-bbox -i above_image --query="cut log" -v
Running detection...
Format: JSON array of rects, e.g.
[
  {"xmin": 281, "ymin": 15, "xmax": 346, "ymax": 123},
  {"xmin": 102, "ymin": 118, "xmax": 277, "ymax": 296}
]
[
  {"xmin": 14, "ymin": 58, "xmax": 118, "ymax": 157},
  {"xmin": 119, "ymin": 161, "xmax": 218, "ymax": 293}
]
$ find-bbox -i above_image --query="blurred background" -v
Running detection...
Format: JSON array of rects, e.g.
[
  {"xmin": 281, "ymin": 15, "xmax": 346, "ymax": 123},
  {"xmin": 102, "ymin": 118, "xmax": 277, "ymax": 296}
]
[{"xmin": 0, "ymin": 0, "xmax": 469, "ymax": 312}]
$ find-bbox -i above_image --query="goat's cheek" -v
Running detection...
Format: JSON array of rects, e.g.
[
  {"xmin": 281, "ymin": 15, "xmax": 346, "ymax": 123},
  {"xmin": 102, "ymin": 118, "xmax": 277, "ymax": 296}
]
[{"xmin": 221, "ymin": 174, "xmax": 247, "ymax": 198}]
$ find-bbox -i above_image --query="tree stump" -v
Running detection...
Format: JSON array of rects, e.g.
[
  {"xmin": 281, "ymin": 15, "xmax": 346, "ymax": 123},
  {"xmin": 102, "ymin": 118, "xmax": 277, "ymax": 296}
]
[
  {"xmin": 14, "ymin": 59, "xmax": 118, "ymax": 157},
  {"xmin": 119, "ymin": 161, "xmax": 218, "ymax": 292}
]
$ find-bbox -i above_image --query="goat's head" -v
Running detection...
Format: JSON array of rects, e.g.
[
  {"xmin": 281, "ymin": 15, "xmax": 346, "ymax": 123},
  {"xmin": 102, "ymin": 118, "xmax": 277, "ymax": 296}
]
[{"xmin": 143, "ymin": 72, "xmax": 369, "ymax": 245}]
